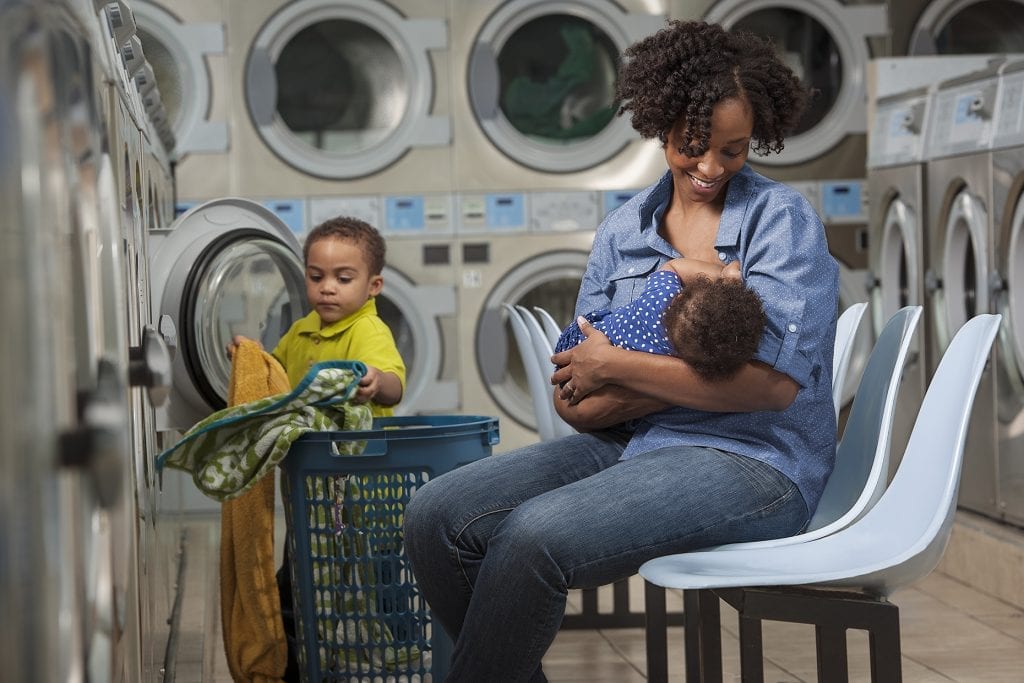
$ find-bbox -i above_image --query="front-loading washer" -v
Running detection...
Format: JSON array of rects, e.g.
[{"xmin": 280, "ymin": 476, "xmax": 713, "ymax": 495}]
[
  {"xmin": 451, "ymin": 0, "xmax": 667, "ymax": 193},
  {"xmin": 670, "ymin": 0, "xmax": 889, "ymax": 185},
  {"xmin": 456, "ymin": 191, "xmax": 599, "ymax": 451},
  {"xmin": 895, "ymin": 0, "xmax": 1024, "ymax": 56},
  {"xmin": 924, "ymin": 57, "xmax": 1003, "ymax": 518},
  {"xmin": 991, "ymin": 56, "xmax": 1024, "ymax": 526}
]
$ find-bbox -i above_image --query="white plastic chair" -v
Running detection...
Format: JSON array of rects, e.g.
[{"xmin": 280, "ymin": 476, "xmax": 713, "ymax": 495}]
[
  {"xmin": 515, "ymin": 305, "xmax": 575, "ymax": 440},
  {"xmin": 532, "ymin": 306, "xmax": 564, "ymax": 349},
  {"xmin": 639, "ymin": 313, "xmax": 1001, "ymax": 683},
  {"xmin": 503, "ymin": 304, "xmax": 555, "ymax": 441},
  {"xmin": 832, "ymin": 301, "xmax": 869, "ymax": 419}
]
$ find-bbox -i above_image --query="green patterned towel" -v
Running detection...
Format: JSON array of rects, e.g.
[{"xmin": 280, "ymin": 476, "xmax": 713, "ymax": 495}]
[{"xmin": 156, "ymin": 361, "xmax": 373, "ymax": 501}]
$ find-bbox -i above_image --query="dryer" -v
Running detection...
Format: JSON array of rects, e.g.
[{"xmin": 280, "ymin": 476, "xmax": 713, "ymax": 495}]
[
  {"xmin": 306, "ymin": 194, "xmax": 461, "ymax": 417},
  {"xmin": 894, "ymin": 0, "xmax": 1024, "ymax": 56},
  {"xmin": 136, "ymin": 0, "xmax": 453, "ymax": 202},
  {"xmin": 450, "ymin": 0, "xmax": 668, "ymax": 192},
  {"xmin": 670, "ymin": 0, "xmax": 889, "ymax": 184},
  {"xmin": 924, "ymin": 58, "xmax": 1003, "ymax": 519},
  {"xmin": 990, "ymin": 56, "xmax": 1024, "ymax": 526},
  {"xmin": 456, "ymin": 190, "xmax": 605, "ymax": 451}
]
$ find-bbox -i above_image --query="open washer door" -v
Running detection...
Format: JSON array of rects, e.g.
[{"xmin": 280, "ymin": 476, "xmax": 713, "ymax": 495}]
[{"xmin": 150, "ymin": 197, "xmax": 307, "ymax": 432}]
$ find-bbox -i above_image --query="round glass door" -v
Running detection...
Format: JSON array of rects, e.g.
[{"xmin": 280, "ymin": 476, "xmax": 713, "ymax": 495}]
[
  {"xmin": 469, "ymin": 0, "xmax": 660, "ymax": 172},
  {"xmin": 246, "ymin": 0, "xmax": 447, "ymax": 178},
  {"xmin": 182, "ymin": 235, "xmax": 306, "ymax": 409},
  {"xmin": 914, "ymin": 0, "xmax": 1024, "ymax": 54},
  {"xmin": 477, "ymin": 251, "xmax": 589, "ymax": 429},
  {"xmin": 1002, "ymin": 190, "xmax": 1024, "ymax": 387},
  {"xmin": 936, "ymin": 190, "xmax": 990, "ymax": 353},
  {"xmin": 707, "ymin": 0, "xmax": 884, "ymax": 165},
  {"xmin": 873, "ymin": 197, "xmax": 921, "ymax": 336}
]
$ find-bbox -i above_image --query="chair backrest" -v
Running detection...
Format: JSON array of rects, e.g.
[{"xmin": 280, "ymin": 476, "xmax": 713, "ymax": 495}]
[
  {"xmin": 503, "ymin": 304, "xmax": 555, "ymax": 441},
  {"xmin": 533, "ymin": 306, "xmax": 564, "ymax": 349},
  {"xmin": 516, "ymin": 306, "xmax": 575, "ymax": 439},
  {"xmin": 808, "ymin": 306, "xmax": 921, "ymax": 533},
  {"xmin": 837, "ymin": 313, "xmax": 1000, "ymax": 595},
  {"xmin": 832, "ymin": 302, "xmax": 869, "ymax": 419}
]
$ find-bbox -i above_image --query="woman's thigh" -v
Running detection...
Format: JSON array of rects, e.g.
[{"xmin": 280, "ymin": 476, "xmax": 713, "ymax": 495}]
[{"xmin": 493, "ymin": 445, "xmax": 809, "ymax": 590}]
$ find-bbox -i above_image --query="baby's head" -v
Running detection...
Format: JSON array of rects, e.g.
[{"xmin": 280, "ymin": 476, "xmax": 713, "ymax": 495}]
[
  {"xmin": 663, "ymin": 276, "xmax": 766, "ymax": 381},
  {"xmin": 304, "ymin": 216, "xmax": 386, "ymax": 275}
]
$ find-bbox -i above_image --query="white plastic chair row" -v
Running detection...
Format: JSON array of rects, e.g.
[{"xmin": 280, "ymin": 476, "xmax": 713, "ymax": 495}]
[{"xmin": 640, "ymin": 312, "xmax": 1001, "ymax": 682}]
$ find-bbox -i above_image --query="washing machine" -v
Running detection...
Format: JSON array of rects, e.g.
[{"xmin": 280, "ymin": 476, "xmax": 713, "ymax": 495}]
[
  {"xmin": 991, "ymin": 56, "xmax": 1024, "ymax": 525},
  {"xmin": 669, "ymin": 0, "xmax": 888, "ymax": 184},
  {"xmin": 894, "ymin": 0, "xmax": 1024, "ymax": 56},
  {"xmin": 136, "ymin": 0, "xmax": 454, "ymax": 203},
  {"xmin": 450, "ymin": 0, "xmax": 668, "ymax": 192},
  {"xmin": 132, "ymin": 0, "xmax": 228, "ymax": 157},
  {"xmin": 305, "ymin": 193, "xmax": 462, "ymax": 417},
  {"xmin": 456, "ymin": 190, "xmax": 606, "ymax": 451},
  {"xmin": 924, "ymin": 58, "xmax": 1003, "ymax": 518}
]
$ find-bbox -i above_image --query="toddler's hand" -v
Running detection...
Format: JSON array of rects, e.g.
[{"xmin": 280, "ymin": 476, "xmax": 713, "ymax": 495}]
[
  {"xmin": 721, "ymin": 260, "xmax": 742, "ymax": 281},
  {"xmin": 354, "ymin": 365, "xmax": 382, "ymax": 404},
  {"xmin": 226, "ymin": 334, "xmax": 261, "ymax": 360}
]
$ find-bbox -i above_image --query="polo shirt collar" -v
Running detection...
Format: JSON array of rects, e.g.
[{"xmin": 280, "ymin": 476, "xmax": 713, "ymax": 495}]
[{"xmin": 295, "ymin": 298, "xmax": 378, "ymax": 338}]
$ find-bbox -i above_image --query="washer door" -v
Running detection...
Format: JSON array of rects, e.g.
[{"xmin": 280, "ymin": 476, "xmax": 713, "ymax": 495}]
[
  {"xmin": 1001, "ymin": 188, "xmax": 1024, "ymax": 391},
  {"xmin": 477, "ymin": 251, "xmax": 589, "ymax": 430},
  {"xmin": 934, "ymin": 189, "xmax": 990, "ymax": 356},
  {"xmin": 468, "ymin": 0, "xmax": 663, "ymax": 172},
  {"xmin": 376, "ymin": 267, "xmax": 459, "ymax": 415},
  {"xmin": 872, "ymin": 196, "xmax": 922, "ymax": 337},
  {"xmin": 245, "ymin": 0, "xmax": 449, "ymax": 179},
  {"xmin": 911, "ymin": 0, "xmax": 1024, "ymax": 54},
  {"xmin": 131, "ymin": 0, "xmax": 228, "ymax": 154},
  {"xmin": 150, "ymin": 198, "xmax": 307, "ymax": 431},
  {"xmin": 707, "ymin": 0, "xmax": 886, "ymax": 166}
]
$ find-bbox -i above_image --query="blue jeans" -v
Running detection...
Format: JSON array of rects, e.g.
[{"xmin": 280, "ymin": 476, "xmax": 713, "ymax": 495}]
[{"xmin": 403, "ymin": 430, "xmax": 809, "ymax": 683}]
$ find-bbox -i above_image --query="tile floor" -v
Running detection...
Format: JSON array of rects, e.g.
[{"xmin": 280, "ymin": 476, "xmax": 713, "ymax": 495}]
[{"xmin": 173, "ymin": 515, "xmax": 1024, "ymax": 682}]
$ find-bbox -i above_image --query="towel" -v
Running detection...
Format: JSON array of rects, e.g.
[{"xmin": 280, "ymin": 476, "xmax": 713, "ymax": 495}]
[
  {"xmin": 155, "ymin": 359, "xmax": 371, "ymax": 500},
  {"xmin": 221, "ymin": 340, "xmax": 291, "ymax": 683}
]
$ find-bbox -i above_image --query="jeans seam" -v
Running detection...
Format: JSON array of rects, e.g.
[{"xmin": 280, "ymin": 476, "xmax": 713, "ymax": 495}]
[{"xmin": 453, "ymin": 507, "xmax": 516, "ymax": 588}]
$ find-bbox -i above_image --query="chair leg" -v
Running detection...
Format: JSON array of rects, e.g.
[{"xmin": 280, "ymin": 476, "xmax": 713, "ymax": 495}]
[
  {"xmin": 644, "ymin": 582, "xmax": 669, "ymax": 683},
  {"xmin": 815, "ymin": 624, "xmax": 849, "ymax": 683},
  {"xmin": 868, "ymin": 606, "xmax": 902, "ymax": 683},
  {"xmin": 737, "ymin": 613, "xmax": 764, "ymax": 683}
]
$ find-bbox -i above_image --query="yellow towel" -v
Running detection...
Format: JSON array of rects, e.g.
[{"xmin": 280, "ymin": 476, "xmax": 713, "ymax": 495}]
[{"xmin": 220, "ymin": 340, "xmax": 289, "ymax": 683}]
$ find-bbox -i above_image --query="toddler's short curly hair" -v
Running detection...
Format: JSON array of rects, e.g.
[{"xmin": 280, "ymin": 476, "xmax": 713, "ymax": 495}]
[
  {"xmin": 663, "ymin": 276, "xmax": 766, "ymax": 381},
  {"xmin": 303, "ymin": 216, "xmax": 386, "ymax": 275},
  {"xmin": 616, "ymin": 20, "xmax": 809, "ymax": 157}
]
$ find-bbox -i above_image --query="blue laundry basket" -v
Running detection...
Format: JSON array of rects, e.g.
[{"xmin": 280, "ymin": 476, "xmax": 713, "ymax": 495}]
[{"xmin": 280, "ymin": 415, "xmax": 499, "ymax": 682}]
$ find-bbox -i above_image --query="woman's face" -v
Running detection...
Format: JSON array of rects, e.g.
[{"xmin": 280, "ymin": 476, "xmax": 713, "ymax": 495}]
[{"xmin": 664, "ymin": 97, "xmax": 754, "ymax": 207}]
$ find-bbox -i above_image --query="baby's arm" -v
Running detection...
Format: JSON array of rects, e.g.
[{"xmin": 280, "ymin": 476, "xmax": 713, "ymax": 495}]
[
  {"xmin": 354, "ymin": 366, "xmax": 403, "ymax": 407},
  {"xmin": 225, "ymin": 334, "xmax": 261, "ymax": 359},
  {"xmin": 660, "ymin": 257, "xmax": 726, "ymax": 284}
]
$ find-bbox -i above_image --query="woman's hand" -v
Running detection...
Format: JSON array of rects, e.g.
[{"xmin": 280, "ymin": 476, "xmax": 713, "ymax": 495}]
[{"xmin": 550, "ymin": 317, "xmax": 617, "ymax": 404}]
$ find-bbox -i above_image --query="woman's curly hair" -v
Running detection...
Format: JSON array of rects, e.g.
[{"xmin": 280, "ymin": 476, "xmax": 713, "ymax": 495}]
[
  {"xmin": 616, "ymin": 20, "xmax": 809, "ymax": 157},
  {"xmin": 663, "ymin": 276, "xmax": 766, "ymax": 381}
]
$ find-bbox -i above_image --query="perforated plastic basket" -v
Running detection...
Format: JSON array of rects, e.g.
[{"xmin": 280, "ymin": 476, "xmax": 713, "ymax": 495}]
[{"xmin": 280, "ymin": 415, "xmax": 499, "ymax": 682}]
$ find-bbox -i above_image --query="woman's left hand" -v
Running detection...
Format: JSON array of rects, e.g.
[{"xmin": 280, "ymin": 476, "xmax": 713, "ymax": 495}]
[{"xmin": 551, "ymin": 317, "xmax": 615, "ymax": 405}]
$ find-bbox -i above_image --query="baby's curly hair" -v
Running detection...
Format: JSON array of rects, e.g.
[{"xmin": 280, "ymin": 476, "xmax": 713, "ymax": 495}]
[
  {"xmin": 663, "ymin": 276, "xmax": 766, "ymax": 381},
  {"xmin": 303, "ymin": 216, "xmax": 386, "ymax": 275},
  {"xmin": 616, "ymin": 20, "xmax": 809, "ymax": 157}
]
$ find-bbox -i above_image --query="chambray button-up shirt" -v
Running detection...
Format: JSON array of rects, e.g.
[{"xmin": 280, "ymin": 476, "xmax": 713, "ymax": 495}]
[{"xmin": 575, "ymin": 165, "xmax": 839, "ymax": 515}]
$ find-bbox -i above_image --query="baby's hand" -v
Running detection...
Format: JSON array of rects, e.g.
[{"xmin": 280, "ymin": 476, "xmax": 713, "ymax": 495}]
[
  {"xmin": 354, "ymin": 365, "xmax": 382, "ymax": 404},
  {"xmin": 226, "ymin": 334, "xmax": 261, "ymax": 360}
]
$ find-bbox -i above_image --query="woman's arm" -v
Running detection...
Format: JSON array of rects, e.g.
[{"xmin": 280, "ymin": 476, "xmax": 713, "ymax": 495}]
[{"xmin": 551, "ymin": 319, "xmax": 798, "ymax": 415}]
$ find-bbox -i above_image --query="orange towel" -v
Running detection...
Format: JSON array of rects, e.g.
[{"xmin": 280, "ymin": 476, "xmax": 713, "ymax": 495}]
[{"xmin": 220, "ymin": 340, "xmax": 289, "ymax": 682}]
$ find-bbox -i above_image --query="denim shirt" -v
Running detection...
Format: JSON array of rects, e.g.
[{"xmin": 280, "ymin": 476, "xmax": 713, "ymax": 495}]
[{"xmin": 577, "ymin": 165, "xmax": 839, "ymax": 515}]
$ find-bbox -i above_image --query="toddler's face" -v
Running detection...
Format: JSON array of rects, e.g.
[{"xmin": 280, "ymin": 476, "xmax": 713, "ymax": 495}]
[{"xmin": 305, "ymin": 237, "xmax": 382, "ymax": 326}]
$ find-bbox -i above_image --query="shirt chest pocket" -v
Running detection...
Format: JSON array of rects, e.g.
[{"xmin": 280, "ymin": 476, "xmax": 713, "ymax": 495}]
[{"xmin": 607, "ymin": 257, "xmax": 662, "ymax": 310}]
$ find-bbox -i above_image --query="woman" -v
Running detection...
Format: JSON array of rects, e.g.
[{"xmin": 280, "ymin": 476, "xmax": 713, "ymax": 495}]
[{"xmin": 404, "ymin": 20, "xmax": 839, "ymax": 682}]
